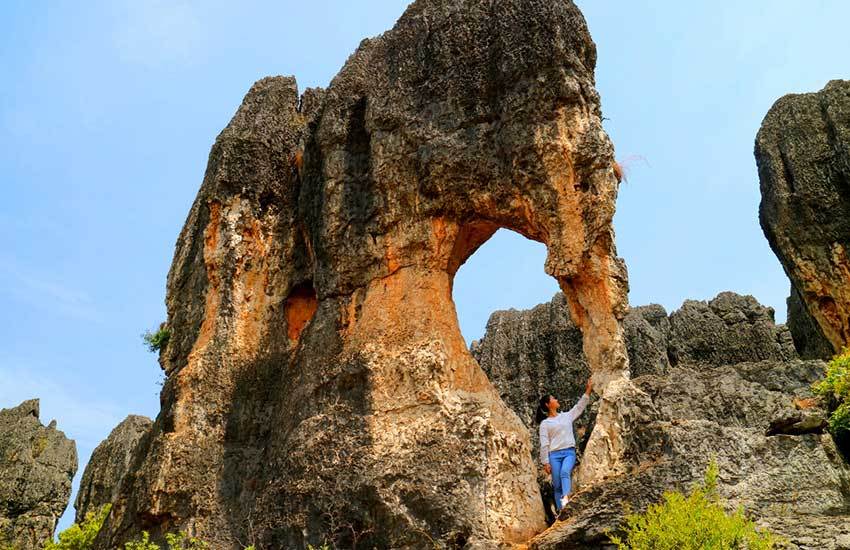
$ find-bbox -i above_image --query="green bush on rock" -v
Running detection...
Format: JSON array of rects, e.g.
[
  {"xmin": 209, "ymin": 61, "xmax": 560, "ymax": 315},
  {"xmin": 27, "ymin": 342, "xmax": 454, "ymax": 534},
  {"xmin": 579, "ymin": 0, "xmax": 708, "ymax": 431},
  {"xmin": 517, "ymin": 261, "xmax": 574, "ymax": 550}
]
[
  {"xmin": 125, "ymin": 531, "xmax": 208, "ymax": 550},
  {"xmin": 45, "ymin": 504, "xmax": 111, "ymax": 550},
  {"xmin": 44, "ymin": 506, "xmax": 254, "ymax": 550},
  {"xmin": 608, "ymin": 461, "xmax": 777, "ymax": 550},
  {"xmin": 813, "ymin": 349, "xmax": 850, "ymax": 436},
  {"xmin": 142, "ymin": 325, "xmax": 170, "ymax": 353}
]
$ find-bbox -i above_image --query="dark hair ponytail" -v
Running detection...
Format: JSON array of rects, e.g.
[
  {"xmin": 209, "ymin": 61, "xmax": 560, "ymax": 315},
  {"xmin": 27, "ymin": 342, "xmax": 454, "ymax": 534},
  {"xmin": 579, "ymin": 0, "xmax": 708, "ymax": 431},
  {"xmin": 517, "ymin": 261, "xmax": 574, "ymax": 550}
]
[{"xmin": 535, "ymin": 395, "xmax": 552, "ymax": 424}]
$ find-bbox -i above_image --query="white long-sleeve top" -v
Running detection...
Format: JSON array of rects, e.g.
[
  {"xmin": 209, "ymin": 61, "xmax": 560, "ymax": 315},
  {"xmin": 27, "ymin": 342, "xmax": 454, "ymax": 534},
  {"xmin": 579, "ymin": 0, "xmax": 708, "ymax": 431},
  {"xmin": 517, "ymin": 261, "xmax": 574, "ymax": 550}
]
[{"xmin": 539, "ymin": 394, "xmax": 589, "ymax": 465}]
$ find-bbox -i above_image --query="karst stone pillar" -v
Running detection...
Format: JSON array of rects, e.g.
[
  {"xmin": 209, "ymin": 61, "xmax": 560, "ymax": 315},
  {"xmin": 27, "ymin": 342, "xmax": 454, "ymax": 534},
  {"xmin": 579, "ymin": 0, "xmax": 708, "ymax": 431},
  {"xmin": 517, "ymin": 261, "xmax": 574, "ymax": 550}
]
[{"xmin": 100, "ymin": 1, "xmax": 630, "ymax": 547}]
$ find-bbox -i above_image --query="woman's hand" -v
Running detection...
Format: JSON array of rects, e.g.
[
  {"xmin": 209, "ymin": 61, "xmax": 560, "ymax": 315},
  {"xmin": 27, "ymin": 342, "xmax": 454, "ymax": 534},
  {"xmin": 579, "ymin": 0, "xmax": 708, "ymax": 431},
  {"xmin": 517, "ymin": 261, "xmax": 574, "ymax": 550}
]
[
  {"xmin": 585, "ymin": 377, "xmax": 593, "ymax": 396},
  {"xmin": 544, "ymin": 464, "xmax": 552, "ymax": 475}
]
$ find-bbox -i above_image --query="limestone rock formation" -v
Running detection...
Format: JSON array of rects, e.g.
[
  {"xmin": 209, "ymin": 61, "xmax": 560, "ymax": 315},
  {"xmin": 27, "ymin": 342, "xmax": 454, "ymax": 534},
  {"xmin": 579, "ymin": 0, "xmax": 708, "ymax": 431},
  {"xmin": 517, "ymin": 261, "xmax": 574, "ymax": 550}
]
[
  {"xmin": 75, "ymin": 415, "xmax": 151, "ymax": 523},
  {"xmin": 473, "ymin": 293, "xmax": 850, "ymax": 549},
  {"xmin": 757, "ymin": 79, "xmax": 850, "ymax": 355},
  {"xmin": 0, "ymin": 399, "xmax": 77, "ymax": 550},
  {"xmin": 100, "ymin": 1, "xmax": 629, "ymax": 548},
  {"xmin": 667, "ymin": 291, "xmax": 796, "ymax": 367}
]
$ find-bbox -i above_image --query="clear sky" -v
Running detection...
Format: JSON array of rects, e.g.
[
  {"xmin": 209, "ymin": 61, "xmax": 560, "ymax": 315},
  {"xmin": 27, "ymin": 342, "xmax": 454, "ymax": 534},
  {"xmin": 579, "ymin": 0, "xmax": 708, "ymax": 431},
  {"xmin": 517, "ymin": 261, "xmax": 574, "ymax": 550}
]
[{"xmin": 1, "ymin": 0, "xmax": 848, "ymax": 534}]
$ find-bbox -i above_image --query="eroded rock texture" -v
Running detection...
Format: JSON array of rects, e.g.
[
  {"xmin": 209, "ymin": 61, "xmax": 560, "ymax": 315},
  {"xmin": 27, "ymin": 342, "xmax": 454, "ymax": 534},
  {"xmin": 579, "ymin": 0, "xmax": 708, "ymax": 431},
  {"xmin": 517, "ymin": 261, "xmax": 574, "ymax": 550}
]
[
  {"xmin": 757, "ymin": 79, "xmax": 850, "ymax": 355},
  {"xmin": 788, "ymin": 284, "xmax": 834, "ymax": 360},
  {"xmin": 100, "ymin": 1, "xmax": 629, "ymax": 548},
  {"xmin": 474, "ymin": 292, "xmax": 850, "ymax": 549},
  {"xmin": 74, "ymin": 415, "xmax": 151, "ymax": 523},
  {"xmin": 0, "ymin": 400, "xmax": 77, "ymax": 550}
]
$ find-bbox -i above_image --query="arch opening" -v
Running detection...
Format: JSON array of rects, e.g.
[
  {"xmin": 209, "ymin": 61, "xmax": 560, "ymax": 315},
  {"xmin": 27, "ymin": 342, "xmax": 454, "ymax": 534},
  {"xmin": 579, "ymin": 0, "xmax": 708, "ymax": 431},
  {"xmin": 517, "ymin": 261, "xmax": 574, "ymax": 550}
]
[{"xmin": 452, "ymin": 227, "xmax": 560, "ymax": 346}]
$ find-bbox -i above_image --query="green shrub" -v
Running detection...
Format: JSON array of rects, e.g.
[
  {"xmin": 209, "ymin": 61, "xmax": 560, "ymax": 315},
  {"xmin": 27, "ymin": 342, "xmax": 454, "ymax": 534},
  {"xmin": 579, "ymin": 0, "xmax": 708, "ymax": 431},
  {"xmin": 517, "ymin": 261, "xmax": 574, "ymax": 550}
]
[
  {"xmin": 125, "ymin": 531, "xmax": 208, "ymax": 550},
  {"xmin": 124, "ymin": 531, "xmax": 259, "ymax": 550},
  {"xmin": 124, "ymin": 532, "xmax": 157, "ymax": 550},
  {"xmin": 45, "ymin": 504, "xmax": 111, "ymax": 550},
  {"xmin": 142, "ymin": 325, "xmax": 170, "ymax": 353},
  {"xmin": 608, "ymin": 461, "xmax": 776, "ymax": 550},
  {"xmin": 813, "ymin": 349, "xmax": 850, "ymax": 434}
]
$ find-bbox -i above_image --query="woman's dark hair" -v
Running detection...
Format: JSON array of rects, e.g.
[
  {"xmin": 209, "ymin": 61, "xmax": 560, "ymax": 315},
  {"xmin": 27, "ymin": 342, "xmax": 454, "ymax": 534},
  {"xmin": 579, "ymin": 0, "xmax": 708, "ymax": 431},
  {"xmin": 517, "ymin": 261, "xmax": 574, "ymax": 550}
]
[{"xmin": 535, "ymin": 395, "xmax": 552, "ymax": 424}]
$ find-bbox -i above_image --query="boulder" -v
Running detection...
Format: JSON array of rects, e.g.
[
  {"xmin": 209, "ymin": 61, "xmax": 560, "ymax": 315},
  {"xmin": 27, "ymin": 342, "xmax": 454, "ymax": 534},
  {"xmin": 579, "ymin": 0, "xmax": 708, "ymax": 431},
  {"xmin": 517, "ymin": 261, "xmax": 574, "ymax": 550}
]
[
  {"xmin": 0, "ymin": 399, "xmax": 77, "ymax": 550},
  {"xmin": 756, "ymin": 79, "xmax": 850, "ymax": 355}
]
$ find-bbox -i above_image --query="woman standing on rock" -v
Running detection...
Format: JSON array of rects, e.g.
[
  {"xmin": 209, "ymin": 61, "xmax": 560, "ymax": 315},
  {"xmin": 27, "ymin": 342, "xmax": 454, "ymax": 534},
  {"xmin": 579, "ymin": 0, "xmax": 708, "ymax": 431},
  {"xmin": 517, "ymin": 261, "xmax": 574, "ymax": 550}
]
[{"xmin": 536, "ymin": 378, "xmax": 593, "ymax": 511}]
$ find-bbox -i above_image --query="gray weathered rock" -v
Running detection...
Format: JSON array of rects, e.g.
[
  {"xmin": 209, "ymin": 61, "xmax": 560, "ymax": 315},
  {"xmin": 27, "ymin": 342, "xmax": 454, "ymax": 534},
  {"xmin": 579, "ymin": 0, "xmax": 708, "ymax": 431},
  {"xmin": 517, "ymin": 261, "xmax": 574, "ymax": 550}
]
[
  {"xmin": 757, "ymin": 79, "xmax": 850, "ymax": 354},
  {"xmin": 74, "ymin": 415, "xmax": 151, "ymax": 523},
  {"xmin": 0, "ymin": 400, "xmax": 77, "ymax": 550},
  {"xmin": 788, "ymin": 284, "xmax": 834, "ymax": 360},
  {"xmin": 472, "ymin": 291, "xmax": 794, "ymax": 438},
  {"xmin": 475, "ymin": 292, "xmax": 850, "ymax": 548},
  {"xmin": 667, "ymin": 291, "xmax": 796, "ymax": 367}
]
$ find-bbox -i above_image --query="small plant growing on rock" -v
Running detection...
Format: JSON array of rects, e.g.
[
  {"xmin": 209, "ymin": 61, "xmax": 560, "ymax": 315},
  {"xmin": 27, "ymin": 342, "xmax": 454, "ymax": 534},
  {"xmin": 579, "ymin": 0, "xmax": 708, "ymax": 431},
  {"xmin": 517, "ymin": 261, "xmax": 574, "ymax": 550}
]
[
  {"xmin": 608, "ymin": 460, "xmax": 777, "ymax": 549},
  {"xmin": 123, "ymin": 532, "xmax": 260, "ymax": 550},
  {"xmin": 813, "ymin": 349, "xmax": 850, "ymax": 435},
  {"xmin": 142, "ymin": 324, "xmax": 170, "ymax": 353},
  {"xmin": 45, "ymin": 503, "xmax": 111, "ymax": 550},
  {"xmin": 125, "ymin": 531, "xmax": 208, "ymax": 550}
]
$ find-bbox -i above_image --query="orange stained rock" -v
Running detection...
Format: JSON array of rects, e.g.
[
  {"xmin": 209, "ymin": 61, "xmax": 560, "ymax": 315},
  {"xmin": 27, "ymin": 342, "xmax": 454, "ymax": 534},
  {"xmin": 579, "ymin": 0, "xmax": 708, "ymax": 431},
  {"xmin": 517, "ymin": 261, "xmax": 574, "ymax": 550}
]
[{"xmin": 285, "ymin": 282, "xmax": 318, "ymax": 342}]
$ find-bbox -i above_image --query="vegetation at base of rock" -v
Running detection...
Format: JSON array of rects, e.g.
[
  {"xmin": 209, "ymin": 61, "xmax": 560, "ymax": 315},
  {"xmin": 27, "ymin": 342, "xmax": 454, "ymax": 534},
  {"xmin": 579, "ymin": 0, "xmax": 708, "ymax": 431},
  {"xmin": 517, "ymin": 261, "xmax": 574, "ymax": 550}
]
[
  {"xmin": 45, "ymin": 504, "xmax": 111, "ymax": 550},
  {"xmin": 124, "ymin": 531, "xmax": 257, "ymax": 550},
  {"xmin": 608, "ymin": 461, "xmax": 777, "ymax": 550},
  {"xmin": 125, "ymin": 531, "xmax": 207, "ymax": 550},
  {"xmin": 142, "ymin": 326, "xmax": 170, "ymax": 353},
  {"xmin": 43, "ymin": 508, "xmax": 255, "ymax": 550},
  {"xmin": 813, "ymin": 350, "xmax": 850, "ymax": 458},
  {"xmin": 813, "ymin": 349, "xmax": 850, "ymax": 435}
]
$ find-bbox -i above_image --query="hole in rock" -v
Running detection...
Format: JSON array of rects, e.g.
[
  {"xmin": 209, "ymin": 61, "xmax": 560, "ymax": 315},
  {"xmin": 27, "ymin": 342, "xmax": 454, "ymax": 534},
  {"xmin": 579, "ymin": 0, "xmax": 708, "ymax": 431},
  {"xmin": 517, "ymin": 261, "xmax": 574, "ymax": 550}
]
[
  {"xmin": 452, "ymin": 228, "xmax": 559, "ymax": 346},
  {"xmin": 284, "ymin": 281, "xmax": 318, "ymax": 341}
]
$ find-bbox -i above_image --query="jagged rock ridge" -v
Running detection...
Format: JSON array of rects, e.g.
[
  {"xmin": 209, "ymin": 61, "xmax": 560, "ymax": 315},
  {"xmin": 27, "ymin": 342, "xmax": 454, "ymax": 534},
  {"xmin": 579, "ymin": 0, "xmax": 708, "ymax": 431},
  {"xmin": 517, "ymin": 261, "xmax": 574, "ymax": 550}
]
[
  {"xmin": 757, "ymin": 79, "xmax": 850, "ymax": 356},
  {"xmin": 0, "ymin": 399, "xmax": 77, "ymax": 550},
  {"xmin": 473, "ymin": 292, "xmax": 850, "ymax": 549},
  {"xmin": 99, "ymin": 1, "xmax": 630, "ymax": 547}
]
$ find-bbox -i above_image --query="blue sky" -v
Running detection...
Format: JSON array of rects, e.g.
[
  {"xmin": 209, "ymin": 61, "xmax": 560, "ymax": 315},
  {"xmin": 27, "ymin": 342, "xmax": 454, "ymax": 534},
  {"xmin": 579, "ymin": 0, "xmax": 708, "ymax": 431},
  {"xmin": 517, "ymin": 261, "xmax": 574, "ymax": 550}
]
[{"xmin": 1, "ymin": 0, "xmax": 849, "ymax": 534}]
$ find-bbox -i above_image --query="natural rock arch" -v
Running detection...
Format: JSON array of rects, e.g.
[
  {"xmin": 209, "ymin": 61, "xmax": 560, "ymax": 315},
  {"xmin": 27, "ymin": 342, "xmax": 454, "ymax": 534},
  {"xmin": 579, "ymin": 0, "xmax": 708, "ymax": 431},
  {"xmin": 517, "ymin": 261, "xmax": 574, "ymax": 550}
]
[{"xmin": 100, "ymin": 1, "xmax": 630, "ymax": 548}]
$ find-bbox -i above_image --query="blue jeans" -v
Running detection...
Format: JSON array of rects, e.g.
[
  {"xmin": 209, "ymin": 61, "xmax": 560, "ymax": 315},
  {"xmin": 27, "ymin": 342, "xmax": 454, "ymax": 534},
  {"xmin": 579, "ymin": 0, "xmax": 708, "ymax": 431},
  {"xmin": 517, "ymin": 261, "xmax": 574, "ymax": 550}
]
[{"xmin": 549, "ymin": 447, "xmax": 576, "ymax": 510}]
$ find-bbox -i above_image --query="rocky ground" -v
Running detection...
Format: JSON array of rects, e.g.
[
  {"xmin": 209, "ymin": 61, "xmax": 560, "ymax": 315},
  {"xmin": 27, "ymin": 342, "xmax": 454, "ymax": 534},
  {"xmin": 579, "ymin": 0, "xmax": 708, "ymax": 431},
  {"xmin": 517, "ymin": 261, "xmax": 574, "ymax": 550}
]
[
  {"xmin": 0, "ymin": 399, "xmax": 76, "ymax": 550},
  {"xmin": 474, "ymin": 292, "xmax": 850, "ymax": 549}
]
